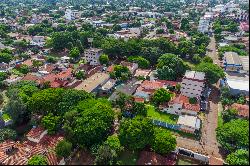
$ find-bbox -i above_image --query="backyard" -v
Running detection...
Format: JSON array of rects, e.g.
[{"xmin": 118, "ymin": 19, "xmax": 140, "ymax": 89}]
[{"xmin": 146, "ymin": 105, "xmax": 178, "ymax": 124}]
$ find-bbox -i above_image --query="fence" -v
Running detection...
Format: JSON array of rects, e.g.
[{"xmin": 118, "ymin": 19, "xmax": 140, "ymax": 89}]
[{"xmin": 152, "ymin": 119, "xmax": 181, "ymax": 131}]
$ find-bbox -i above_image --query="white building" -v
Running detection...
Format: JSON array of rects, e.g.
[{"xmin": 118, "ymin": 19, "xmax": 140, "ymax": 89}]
[
  {"xmin": 64, "ymin": 9, "xmax": 82, "ymax": 20},
  {"xmin": 180, "ymin": 71, "xmax": 205, "ymax": 98},
  {"xmin": 30, "ymin": 36, "xmax": 46, "ymax": 47},
  {"xmin": 83, "ymin": 48, "xmax": 103, "ymax": 66},
  {"xmin": 177, "ymin": 115, "xmax": 201, "ymax": 133},
  {"xmin": 198, "ymin": 18, "xmax": 210, "ymax": 34}
]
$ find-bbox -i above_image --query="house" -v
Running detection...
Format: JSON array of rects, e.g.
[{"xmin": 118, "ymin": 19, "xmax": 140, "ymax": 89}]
[
  {"xmin": 0, "ymin": 130, "xmax": 64, "ymax": 165},
  {"xmin": 134, "ymin": 80, "xmax": 166, "ymax": 101},
  {"xmin": 230, "ymin": 103, "xmax": 249, "ymax": 119},
  {"xmin": 180, "ymin": 71, "xmax": 205, "ymax": 98},
  {"xmin": 177, "ymin": 115, "xmax": 201, "ymax": 133},
  {"xmin": 223, "ymin": 52, "xmax": 242, "ymax": 72},
  {"xmin": 21, "ymin": 73, "xmax": 43, "ymax": 85},
  {"xmin": 162, "ymin": 94, "xmax": 200, "ymax": 116},
  {"xmin": 99, "ymin": 79, "xmax": 116, "ymax": 95},
  {"xmin": 134, "ymin": 69, "xmax": 151, "ymax": 79},
  {"xmin": 30, "ymin": 36, "xmax": 46, "ymax": 47},
  {"xmin": 74, "ymin": 72, "xmax": 110, "ymax": 93},
  {"xmin": 83, "ymin": 48, "xmax": 103, "ymax": 66},
  {"xmin": 120, "ymin": 61, "xmax": 138, "ymax": 74},
  {"xmin": 3, "ymin": 75, "xmax": 22, "ymax": 86},
  {"xmin": 240, "ymin": 22, "xmax": 249, "ymax": 32},
  {"xmin": 56, "ymin": 68, "xmax": 72, "ymax": 81},
  {"xmin": 26, "ymin": 127, "xmax": 48, "ymax": 143}
]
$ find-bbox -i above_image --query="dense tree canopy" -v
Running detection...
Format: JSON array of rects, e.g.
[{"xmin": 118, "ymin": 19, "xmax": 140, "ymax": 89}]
[
  {"xmin": 195, "ymin": 62, "xmax": 225, "ymax": 84},
  {"xmin": 152, "ymin": 88, "xmax": 172, "ymax": 105},
  {"xmin": 63, "ymin": 99, "xmax": 114, "ymax": 147},
  {"xmin": 226, "ymin": 149, "xmax": 249, "ymax": 165},
  {"xmin": 157, "ymin": 53, "xmax": 188, "ymax": 80},
  {"xmin": 216, "ymin": 119, "xmax": 249, "ymax": 152},
  {"xmin": 119, "ymin": 117, "xmax": 154, "ymax": 150},
  {"xmin": 0, "ymin": 128, "xmax": 17, "ymax": 142},
  {"xmin": 55, "ymin": 140, "xmax": 72, "ymax": 158},
  {"xmin": 151, "ymin": 128, "xmax": 176, "ymax": 154}
]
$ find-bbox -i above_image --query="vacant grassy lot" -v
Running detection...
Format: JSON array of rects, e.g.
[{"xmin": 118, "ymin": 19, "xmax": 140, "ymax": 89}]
[{"xmin": 146, "ymin": 105, "xmax": 178, "ymax": 124}]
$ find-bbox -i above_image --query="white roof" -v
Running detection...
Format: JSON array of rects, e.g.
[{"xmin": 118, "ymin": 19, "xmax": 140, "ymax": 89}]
[
  {"xmin": 184, "ymin": 70, "xmax": 205, "ymax": 80},
  {"xmin": 227, "ymin": 79, "xmax": 249, "ymax": 92},
  {"xmin": 239, "ymin": 56, "xmax": 249, "ymax": 71},
  {"xmin": 177, "ymin": 115, "xmax": 200, "ymax": 129}
]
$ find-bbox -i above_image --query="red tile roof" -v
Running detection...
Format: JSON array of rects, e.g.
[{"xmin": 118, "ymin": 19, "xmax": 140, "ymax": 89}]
[
  {"xmin": 0, "ymin": 128, "xmax": 64, "ymax": 165},
  {"xmin": 22, "ymin": 74, "xmax": 43, "ymax": 85},
  {"xmin": 134, "ymin": 97, "xmax": 145, "ymax": 103},
  {"xmin": 170, "ymin": 94, "xmax": 200, "ymax": 112},
  {"xmin": 141, "ymin": 80, "xmax": 165, "ymax": 90},
  {"xmin": 56, "ymin": 68, "xmax": 72, "ymax": 80},
  {"xmin": 231, "ymin": 103, "xmax": 249, "ymax": 118},
  {"xmin": 107, "ymin": 65, "xmax": 114, "ymax": 73},
  {"xmin": 26, "ymin": 127, "xmax": 46, "ymax": 140}
]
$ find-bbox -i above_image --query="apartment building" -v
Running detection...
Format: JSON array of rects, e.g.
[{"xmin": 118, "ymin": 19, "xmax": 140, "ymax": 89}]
[
  {"xmin": 180, "ymin": 71, "xmax": 206, "ymax": 98},
  {"xmin": 83, "ymin": 48, "xmax": 103, "ymax": 66}
]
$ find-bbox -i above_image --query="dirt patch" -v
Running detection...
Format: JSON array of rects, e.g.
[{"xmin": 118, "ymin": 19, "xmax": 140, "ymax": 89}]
[
  {"xmin": 136, "ymin": 151, "xmax": 177, "ymax": 165},
  {"xmin": 67, "ymin": 150, "xmax": 94, "ymax": 165}
]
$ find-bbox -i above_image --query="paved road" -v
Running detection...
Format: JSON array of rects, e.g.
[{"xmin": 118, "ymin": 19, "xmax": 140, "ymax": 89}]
[{"xmin": 206, "ymin": 35, "xmax": 220, "ymax": 65}]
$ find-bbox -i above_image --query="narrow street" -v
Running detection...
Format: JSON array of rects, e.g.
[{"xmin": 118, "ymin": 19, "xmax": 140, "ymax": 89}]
[
  {"xmin": 206, "ymin": 35, "xmax": 220, "ymax": 65},
  {"xmin": 176, "ymin": 34, "xmax": 224, "ymax": 159}
]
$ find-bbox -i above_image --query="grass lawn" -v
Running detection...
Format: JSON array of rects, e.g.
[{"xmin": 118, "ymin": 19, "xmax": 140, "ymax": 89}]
[
  {"xmin": 146, "ymin": 105, "xmax": 178, "ymax": 124},
  {"xmin": 182, "ymin": 59, "xmax": 196, "ymax": 70},
  {"xmin": 218, "ymin": 109, "xmax": 223, "ymax": 127},
  {"xmin": 117, "ymin": 150, "xmax": 139, "ymax": 165},
  {"xmin": 2, "ymin": 113, "xmax": 11, "ymax": 121}
]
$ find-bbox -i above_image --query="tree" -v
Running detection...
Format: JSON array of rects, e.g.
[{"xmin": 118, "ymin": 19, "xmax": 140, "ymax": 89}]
[
  {"xmin": 157, "ymin": 66, "xmax": 176, "ymax": 80},
  {"xmin": 151, "ymin": 128, "xmax": 176, "ymax": 154},
  {"xmin": 95, "ymin": 135, "xmax": 124, "ymax": 165},
  {"xmin": 157, "ymin": 53, "xmax": 188, "ymax": 80},
  {"xmin": 69, "ymin": 47, "xmax": 80, "ymax": 60},
  {"xmin": 152, "ymin": 88, "xmax": 171, "ymax": 105},
  {"xmin": 222, "ymin": 109, "xmax": 238, "ymax": 123},
  {"xmin": 156, "ymin": 28, "xmax": 164, "ymax": 34},
  {"xmin": 99, "ymin": 54, "xmax": 109, "ymax": 65},
  {"xmin": 192, "ymin": 54, "xmax": 202, "ymax": 64},
  {"xmin": 127, "ymin": 56, "xmax": 150, "ymax": 69},
  {"xmin": 0, "ymin": 53, "xmax": 12, "ymax": 63},
  {"xmin": 0, "ymin": 128, "xmax": 17, "ymax": 142},
  {"xmin": 111, "ymin": 65, "xmax": 131, "ymax": 81},
  {"xmin": 63, "ymin": 99, "xmax": 114, "ymax": 147},
  {"xmin": 41, "ymin": 113, "xmax": 61, "ymax": 135},
  {"xmin": 112, "ymin": 24, "xmax": 122, "ymax": 31},
  {"xmin": 17, "ymin": 64, "xmax": 30, "ymax": 74},
  {"xmin": 189, "ymin": 97, "xmax": 197, "ymax": 104},
  {"xmin": 76, "ymin": 39, "xmax": 84, "ymax": 53},
  {"xmin": 180, "ymin": 18, "xmax": 190, "ymax": 31},
  {"xmin": 32, "ymin": 60, "xmax": 43, "ymax": 69},
  {"xmin": 75, "ymin": 70, "xmax": 85, "ymax": 80},
  {"xmin": 55, "ymin": 140, "xmax": 72, "ymax": 158},
  {"xmin": 226, "ymin": 149, "xmax": 249, "ymax": 165},
  {"xmin": 27, "ymin": 155, "xmax": 47, "ymax": 165},
  {"xmin": 195, "ymin": 62, "xmax": 225, "ymax": 84},
  {"xmin": 46, "ymin": 56, "xmax": 57, "ymax": 64},
  {"xmin": 202, "ymin": 56, "xmax": 213, "ymax": 63},
  {"xmin": 216, "ymin": 119, "xmax": 249, "ymax": 152},
  {"xmin": 28, "ymin": 88, "xmax": 64, "ymax": 115},
  {"xmin": 119, "ymin": 117, "xmax": 154, "ymax": 150}
]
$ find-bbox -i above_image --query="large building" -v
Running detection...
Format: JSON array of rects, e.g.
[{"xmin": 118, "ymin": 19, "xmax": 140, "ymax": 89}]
[
  {"xmin": 83, "ymin": 48, "xmax": 103, "ymax": 66},
  {"xmin": 180, "ymin": 71, "xmax": 206, "ymax": 98}
]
